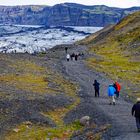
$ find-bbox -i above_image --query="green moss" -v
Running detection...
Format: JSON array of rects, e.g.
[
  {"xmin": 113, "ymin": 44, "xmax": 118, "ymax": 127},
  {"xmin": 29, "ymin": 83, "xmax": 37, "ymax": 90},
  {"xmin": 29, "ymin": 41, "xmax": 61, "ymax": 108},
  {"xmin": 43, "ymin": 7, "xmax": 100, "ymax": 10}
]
[
  {"xmin": 1, "ymin": 54, "xmax": 82, "ymax": 139},
  {"xmin": 5, "ymin": 120, "xmax": 83, "ymax": 140},
  {"xmin": 0, "ymin": 59, "xmax": 49, "ymax": 94},
  {"xmin": 87, "ymin": 41, "xmax": 140, "ymax": 85},
  {"xmin": 116, "ymin": 27, "xmax": 140, "ymax": 46},
  {"xmin": 115, "ymin": 11, "xmax": 140, "ymax": 30}
]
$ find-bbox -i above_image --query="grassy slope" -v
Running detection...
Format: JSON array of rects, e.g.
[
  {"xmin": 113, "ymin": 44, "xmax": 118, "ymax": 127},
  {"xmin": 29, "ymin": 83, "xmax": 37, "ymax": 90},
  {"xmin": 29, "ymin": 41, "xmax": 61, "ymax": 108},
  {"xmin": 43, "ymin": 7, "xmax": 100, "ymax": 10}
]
[
  {"xmin": 78, "ymin": 11, "xmax": 140, "ymax": 98},
  {"xmin": 0, "ymin": 54, "xmax": 81, "ymax": 139}
]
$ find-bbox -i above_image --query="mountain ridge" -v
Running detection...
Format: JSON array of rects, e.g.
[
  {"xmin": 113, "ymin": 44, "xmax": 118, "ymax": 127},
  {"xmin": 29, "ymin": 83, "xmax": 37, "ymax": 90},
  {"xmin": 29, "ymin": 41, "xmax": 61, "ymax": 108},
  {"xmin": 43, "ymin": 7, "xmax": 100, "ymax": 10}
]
[{"xmin": 0, "ymin": 3, "xmax": 140, "ymax": 26}]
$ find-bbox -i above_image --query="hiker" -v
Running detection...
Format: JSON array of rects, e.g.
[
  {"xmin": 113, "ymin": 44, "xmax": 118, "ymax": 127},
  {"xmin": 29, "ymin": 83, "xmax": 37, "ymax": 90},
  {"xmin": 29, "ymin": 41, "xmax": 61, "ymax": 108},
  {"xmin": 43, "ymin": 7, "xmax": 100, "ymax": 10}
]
[
  {"xmin": 4, "ymin": 50, "xmax": 7, "ymax": 53},
  {"xmin": 79, "ymin": 52, "xmax": 84, "ymax": 57},
  {"xmin": 113, "ymin": 82, "xmax": 121, "ymax": 98},
  {"xmin": 70, "ymin": 54, "xmax": 73, "ymax": 60},
  {"xmin": 66, "ymin": 53, "xmax": 70, "ymax": 61},
  {"xmin": 93, "ymin": 80, "xmax": 100, "ymax": 97},
  {"xmin": 108, "ymin": 84, "xmax": 116, "ymax": 105},
  {"xmin": 81, "ymin": 52, "xmax": 84, "ymax": 56},
  {"xmin": 75, "ymin": 53, "xmax": 78, "ymax": 61},
  {"xmin": 70, "ymin": 53, "xmax": 75, "ymax": 61},
  {"xmin": 132, "ymin": 98, "xmax": 140, "ymax": 132},
  {"xmin": 65, "ymin": 47, "xmax": 68, "ymax": 53}
]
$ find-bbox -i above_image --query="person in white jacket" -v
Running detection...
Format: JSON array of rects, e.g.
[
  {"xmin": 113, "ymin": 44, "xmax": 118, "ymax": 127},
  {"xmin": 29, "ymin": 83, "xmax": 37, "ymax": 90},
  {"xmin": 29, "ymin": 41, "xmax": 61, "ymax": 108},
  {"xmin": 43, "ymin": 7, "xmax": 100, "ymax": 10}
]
[{"xmin": 66, "ymin": 54, "xmax": 70, "ymax": 61}]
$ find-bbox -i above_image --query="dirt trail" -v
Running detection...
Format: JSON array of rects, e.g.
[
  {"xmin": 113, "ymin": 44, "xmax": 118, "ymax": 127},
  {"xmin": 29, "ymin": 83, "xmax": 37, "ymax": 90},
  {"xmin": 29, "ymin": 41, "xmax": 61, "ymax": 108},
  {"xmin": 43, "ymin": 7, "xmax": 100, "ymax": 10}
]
[{"xmin": 59, "ymin": 46, "xmax": 140, "ymax": 140}]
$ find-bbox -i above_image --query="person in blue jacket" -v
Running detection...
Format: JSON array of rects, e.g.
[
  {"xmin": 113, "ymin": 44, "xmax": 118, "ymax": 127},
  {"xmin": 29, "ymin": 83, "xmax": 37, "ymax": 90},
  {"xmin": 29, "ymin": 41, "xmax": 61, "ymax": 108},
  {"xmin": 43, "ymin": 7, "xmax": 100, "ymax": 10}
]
[{"xmin": 108, "ymin": 84, "xmax": 116, "ymax": 105}]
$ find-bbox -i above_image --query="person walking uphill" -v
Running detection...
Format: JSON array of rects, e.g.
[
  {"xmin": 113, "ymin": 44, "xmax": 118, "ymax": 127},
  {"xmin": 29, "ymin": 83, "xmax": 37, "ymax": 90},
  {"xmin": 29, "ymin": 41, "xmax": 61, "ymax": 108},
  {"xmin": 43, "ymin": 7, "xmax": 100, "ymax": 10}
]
[
  {"xmin": 93, "ymin": 80, "xmax": 100, "ymax": 97},
  {"xmin": 132, "ymin": 98, "xmax": 140, "ymax": 132},
  {"xmin": 108, "ymin": 85, "xmax": 116, "ymax": 105},
  {"xmin": 65, "ymin": 47, "xmax": 68, "ymax": 53},
  {"xmin": 75, "ymin": 53, "xmax": 78, "ymax": 61},
  {"xmin": 113, "ymin": 81, "xmax": 121, "ymax": 98},
  {"xmin": 66, "ymin": 54, "xmax": 70, "ymax": 61}
]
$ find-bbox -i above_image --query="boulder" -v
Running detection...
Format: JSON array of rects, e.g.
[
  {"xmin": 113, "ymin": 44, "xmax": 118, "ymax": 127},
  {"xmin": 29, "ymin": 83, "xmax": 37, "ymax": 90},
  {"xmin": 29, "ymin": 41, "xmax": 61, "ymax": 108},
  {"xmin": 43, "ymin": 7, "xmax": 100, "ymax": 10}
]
[{"xmin": 80, "ymin": 116, "xmax": 90, "ymax": 126}]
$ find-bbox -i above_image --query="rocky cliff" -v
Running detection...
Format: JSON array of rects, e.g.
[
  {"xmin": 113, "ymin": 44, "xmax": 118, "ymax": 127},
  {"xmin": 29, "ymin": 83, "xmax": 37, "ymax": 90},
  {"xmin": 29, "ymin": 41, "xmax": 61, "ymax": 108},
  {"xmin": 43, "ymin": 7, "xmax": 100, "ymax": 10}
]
[{"xmin": 0, "ymin": 3, "xmax": 140, "ymax": 26}]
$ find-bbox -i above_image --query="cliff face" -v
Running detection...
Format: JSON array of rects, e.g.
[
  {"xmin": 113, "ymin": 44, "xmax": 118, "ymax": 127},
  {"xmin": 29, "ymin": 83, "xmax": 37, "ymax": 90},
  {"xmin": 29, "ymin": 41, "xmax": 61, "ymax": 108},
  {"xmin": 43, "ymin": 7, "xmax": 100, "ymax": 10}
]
[
  {"xmin": 0, "ymin": 5, "xmax": 50, "ymax": 25},
  {"xmin": 0, "ymin": 3, "xmax": 140, "ymax": 26}
]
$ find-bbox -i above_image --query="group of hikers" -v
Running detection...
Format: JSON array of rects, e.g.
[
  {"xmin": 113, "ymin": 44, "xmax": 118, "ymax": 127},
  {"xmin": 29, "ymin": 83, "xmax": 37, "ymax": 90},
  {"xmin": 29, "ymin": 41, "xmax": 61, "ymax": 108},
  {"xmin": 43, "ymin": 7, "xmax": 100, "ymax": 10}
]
[
  {"xmin": 65, "ymin": 47, "xmax": 84, "ymax": 61},
  {"xmin": 93, "ymin": 79, "xmax": 140, "ymax": 132},
  {"xmin": 64, "ymin": 46, "xmax": 140, "ymax": 133},
  {"xmin": 66, "ymin": 53, "xmax": 83, "ymax": 61},
  {"xmin": 93, "ymin": 80, "xmax": 121, "ymax": 105}
]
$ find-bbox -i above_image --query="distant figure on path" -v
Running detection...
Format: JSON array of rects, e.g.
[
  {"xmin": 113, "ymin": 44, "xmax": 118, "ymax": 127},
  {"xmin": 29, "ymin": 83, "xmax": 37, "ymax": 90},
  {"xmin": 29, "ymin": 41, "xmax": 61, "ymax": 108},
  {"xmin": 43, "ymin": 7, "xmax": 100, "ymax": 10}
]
[
  {"xmin": 79, "ymin": 52, "xmax": 84, "ymax": 59},
  {"xmin": 65, "ymin": 47, "xmax": 68, "ymax": 53},
  {"xmin": 75, "ymin": 53, "xmax": 78, "ymax": 61},
  {"xmin": 70, "ymin": 53, "xmax": 75, "ymax": 61},
  {"xmin": 93, "ymin": 80, "xmax": 100, "ymax": 97},
  {"xmin": 66, "ymin": 54, "xmax": 70, "ymax": 61},
  {"xmin": 4, "ymin": 50, "xmax": 7, "ymax": 53},
  {"xmin": 70, "ymin": 54, "xmax": 73, "ymax": 60},
  {"xmin": 108, "ymin": 85, "xmax": 116, "ymax": 105},
  {"xmin": 113, "ymin": 81, "xmax": 121, "ymax": 98},
  {"xmin": 81, "ymin": 52, "xmax": 84, "ymax": 56},
  {"xmin": 132, "ymin": 98, "xmax": 140, "ymax": 132}
]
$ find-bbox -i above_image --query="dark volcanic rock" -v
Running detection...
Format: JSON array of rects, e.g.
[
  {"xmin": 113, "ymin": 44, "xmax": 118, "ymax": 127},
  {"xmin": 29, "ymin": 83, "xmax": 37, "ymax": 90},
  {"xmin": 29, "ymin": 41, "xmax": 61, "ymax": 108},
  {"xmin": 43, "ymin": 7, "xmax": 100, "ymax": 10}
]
[{"xmin": 0, "ymin": 94, "xmax": 74, "ymax": 135}]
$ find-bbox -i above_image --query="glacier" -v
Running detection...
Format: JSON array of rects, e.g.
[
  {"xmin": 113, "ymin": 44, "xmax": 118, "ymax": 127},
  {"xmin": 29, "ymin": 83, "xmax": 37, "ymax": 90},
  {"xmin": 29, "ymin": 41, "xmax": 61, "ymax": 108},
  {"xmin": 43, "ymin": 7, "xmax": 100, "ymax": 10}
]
[{"xmin": 0, "ymin": 25, "xmax": 102, "ymax": 53}]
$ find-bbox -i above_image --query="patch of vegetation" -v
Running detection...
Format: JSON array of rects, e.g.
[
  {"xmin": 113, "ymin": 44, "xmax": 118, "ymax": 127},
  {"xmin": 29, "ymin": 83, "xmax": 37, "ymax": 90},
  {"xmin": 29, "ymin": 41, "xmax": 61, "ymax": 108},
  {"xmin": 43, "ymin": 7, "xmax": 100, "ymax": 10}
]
[
  {"xmin": 115, "ymin": 11, "xmax": 140, "ymax": 30},
  {"xmin": 87, "ymin": 41, "xmax": 140, "ymax": 85},
  {"xmin": 0, "ymin": 59, "xmax": 50, "ymax": 94},
  {"xmin": 5, "ymin": 74, "xmax": 81, "ymax": 139},
  {"xmin": 116, "ymin": 27, "xmax": 140, "ymax": 45},
  {"xmin": 0, "ymin": 56, "xmax": 79, "ymax": 95},
  {"xmin": 5, "ymin": 120, "xmax": 83, "ymax": 140},
  {"xmin": 1, "ymin": 54, "xmax": 82, "ymax": 139}
]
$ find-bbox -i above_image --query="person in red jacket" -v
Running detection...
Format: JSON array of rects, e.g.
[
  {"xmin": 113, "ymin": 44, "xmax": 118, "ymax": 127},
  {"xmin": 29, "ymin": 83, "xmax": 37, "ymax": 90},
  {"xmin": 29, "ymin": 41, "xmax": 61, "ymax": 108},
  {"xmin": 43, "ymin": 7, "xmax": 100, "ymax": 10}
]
[{"xmin": 113, "ymin": 82, "xmax": 121, "ymax": 98}]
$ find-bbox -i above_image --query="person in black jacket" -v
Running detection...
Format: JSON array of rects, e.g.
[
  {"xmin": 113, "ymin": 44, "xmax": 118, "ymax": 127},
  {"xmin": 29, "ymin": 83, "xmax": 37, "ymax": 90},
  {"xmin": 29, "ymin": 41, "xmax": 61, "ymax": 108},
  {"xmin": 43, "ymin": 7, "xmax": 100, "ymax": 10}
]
[
  {"xmin": 65, "ymin": 47, "xmax": 68, "ymax": 53},
  {"xmin": 132, "ymin": 98, "xmax": 140, "ymax": 132},
  {"xmin": 93, "ymin": 80, "xmax": 100, "ymax": 97}
]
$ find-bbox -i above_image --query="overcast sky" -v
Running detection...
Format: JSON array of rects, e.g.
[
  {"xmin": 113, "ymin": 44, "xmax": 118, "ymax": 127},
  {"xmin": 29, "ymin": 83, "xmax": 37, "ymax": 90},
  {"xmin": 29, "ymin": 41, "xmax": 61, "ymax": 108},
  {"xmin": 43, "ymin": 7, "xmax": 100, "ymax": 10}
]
[{"xmin": 0, "ymin": 0, "xmax": 140, "ymax": 8}]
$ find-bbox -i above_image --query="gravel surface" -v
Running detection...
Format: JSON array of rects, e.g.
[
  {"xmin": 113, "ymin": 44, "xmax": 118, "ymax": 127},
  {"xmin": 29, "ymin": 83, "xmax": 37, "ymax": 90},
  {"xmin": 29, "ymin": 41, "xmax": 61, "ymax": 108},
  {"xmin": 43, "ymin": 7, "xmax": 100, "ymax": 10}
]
[
  {"xmin": 1, "ymin": 44, "xmax": 140, "ymax": 139},
  {"xmin": 54, "ymin": 45, "xmax": 140, "ymax": 140}
]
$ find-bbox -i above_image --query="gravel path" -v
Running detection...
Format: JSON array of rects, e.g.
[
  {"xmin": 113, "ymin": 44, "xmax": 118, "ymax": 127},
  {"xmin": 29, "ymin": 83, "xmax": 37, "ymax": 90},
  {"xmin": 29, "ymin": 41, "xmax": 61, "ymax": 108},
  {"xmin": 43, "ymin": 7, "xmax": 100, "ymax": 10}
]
[{"xmin": 60, "ymin": 46, "xmax": 140, "ymax": 140}]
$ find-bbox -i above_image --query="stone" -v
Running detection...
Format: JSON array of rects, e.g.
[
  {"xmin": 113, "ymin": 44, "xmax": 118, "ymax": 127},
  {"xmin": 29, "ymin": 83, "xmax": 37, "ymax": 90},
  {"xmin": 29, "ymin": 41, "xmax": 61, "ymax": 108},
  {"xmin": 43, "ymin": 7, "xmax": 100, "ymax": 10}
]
[
  {"xmin": 13, "ymin": 128, "xmax": 20, "ymax": 133},
  {"xmin": 23, "ymin": 121, "xmax": 32, "ymax": 125},
  {"xmin": 80, "ymin": 116, "xmax": 90, "ymax": 126}
]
